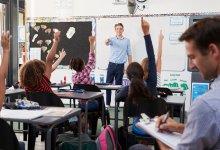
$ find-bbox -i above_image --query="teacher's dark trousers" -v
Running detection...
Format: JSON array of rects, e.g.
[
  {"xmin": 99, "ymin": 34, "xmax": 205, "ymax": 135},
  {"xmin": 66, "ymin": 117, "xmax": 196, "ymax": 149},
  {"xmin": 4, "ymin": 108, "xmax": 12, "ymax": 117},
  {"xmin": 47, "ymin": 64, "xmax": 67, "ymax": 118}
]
[{"xmin": 106, "ymin": 62, "xmax": 124, "ymax": 105}]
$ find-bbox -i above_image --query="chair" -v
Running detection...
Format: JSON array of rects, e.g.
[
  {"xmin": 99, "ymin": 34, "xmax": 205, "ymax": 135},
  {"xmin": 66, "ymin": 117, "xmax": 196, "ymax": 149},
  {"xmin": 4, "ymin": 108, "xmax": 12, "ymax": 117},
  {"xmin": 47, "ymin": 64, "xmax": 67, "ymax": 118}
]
[
  {"xmin": 157, "ymin": 87, "xmax": 181, "ymax": 118},
  {"xmin": 123, "ymin": 97, "xmax": 167, "ymax": 149},
  {"xmin": 157, "ymin": 87, "xmax": 173, "ymax": 97},
  {"xmin": 24, "ymin": 91, "xmax": 66, "ymax": 150},
  {"xmin": 73, "ymin": 84, "xmax": 108, "ymax": 135},
  {"xmin": 0, "ymin": 118, "xmax": 24, "ymax": 150}
]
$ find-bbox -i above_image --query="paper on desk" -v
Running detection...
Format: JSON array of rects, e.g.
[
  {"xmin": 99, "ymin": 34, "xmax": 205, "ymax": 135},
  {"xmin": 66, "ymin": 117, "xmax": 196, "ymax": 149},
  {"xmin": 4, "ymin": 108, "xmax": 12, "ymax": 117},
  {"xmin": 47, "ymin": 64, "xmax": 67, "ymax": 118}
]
[
  {"xmin": 44, "ymin": 107, "xmax": 73, "ymax": 117},
  {"xmin": 0, "ymin": 109, "xmax": 51, "ymax": 120},
  {"xmin": 137, "ymin": 122, "xmax": 182, "ymax": 149}
]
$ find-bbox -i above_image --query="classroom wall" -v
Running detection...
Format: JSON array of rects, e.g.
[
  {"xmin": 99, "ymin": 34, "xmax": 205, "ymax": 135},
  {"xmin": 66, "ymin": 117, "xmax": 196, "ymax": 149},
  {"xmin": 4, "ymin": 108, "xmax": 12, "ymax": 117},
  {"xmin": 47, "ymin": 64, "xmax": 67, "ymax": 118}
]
[
  {"xmin": 26, "ymin": 0, "xmax": 220, "ymax": 111},
  {"xmin": 26, "ymin": 0, "xmax": 220, "ymax": 17}
]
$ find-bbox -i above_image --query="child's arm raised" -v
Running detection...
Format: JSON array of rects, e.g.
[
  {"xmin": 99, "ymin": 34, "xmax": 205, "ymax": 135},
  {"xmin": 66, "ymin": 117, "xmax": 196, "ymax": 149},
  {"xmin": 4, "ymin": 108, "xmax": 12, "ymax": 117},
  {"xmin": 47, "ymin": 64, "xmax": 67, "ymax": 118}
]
[
  {"xmin": 45, "ymin": 31, "xmax": 60, "ymax": 79},
  {"xmin": 0, "ymin": 31, "xmax": 10, "ymax": 110}
]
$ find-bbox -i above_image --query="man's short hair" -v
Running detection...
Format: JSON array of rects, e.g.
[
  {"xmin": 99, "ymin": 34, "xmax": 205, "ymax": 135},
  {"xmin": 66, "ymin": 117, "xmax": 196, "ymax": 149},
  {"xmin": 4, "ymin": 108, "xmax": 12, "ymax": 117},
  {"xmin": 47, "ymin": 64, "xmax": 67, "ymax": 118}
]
[
  {"xmin": 115, "ymin": 23, "xmax": 124, "ymax": 29},
  {"xmin": 179, "ymin": 16, "xmax": 220, "ymax": 55}
]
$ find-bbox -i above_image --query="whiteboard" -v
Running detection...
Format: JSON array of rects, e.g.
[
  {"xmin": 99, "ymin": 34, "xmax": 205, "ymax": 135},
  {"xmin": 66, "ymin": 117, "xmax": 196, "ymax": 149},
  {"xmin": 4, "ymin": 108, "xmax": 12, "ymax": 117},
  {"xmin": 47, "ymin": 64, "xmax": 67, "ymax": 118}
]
[{"xmin": 96, "ymin": 16, "xmax": 189, "ymax": 71}]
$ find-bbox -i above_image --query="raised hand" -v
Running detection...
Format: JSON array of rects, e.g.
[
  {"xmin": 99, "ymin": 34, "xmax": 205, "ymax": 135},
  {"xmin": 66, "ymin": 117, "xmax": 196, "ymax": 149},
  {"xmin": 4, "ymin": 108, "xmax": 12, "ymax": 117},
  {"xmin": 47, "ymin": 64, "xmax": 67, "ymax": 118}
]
[
  {"xmin": 159, "ymin": 30, "xmax": 164, "ymax": 41},
  {"xmin": 89, "ymin": 35, "xmax": 95, "ymax": 45},
  {"xmin": 59, "ymin": 48, "xmax": 66, "ymax": 59},
  {"xmin": 54, "ymin": 30, "xmax": 61, "ymax": 42},
  {"xmin": 141, "ymin": 17, "xmax": 150, "ymax": 35},
  {"xmin": 1, "ymin": 31, "xmax": 10, "ymax": 52}
]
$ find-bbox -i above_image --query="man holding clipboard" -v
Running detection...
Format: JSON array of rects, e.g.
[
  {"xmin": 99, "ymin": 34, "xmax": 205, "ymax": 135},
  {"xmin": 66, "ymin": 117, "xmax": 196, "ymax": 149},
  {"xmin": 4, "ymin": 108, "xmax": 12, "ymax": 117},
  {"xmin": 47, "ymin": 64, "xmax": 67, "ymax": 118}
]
[
  {"xmin": 155, "ymin": 16, "xmax": 220, "ymax": 150},
  {"xmin": 131, "ymin": 17, "xmax": 220, "ymax": 150}
]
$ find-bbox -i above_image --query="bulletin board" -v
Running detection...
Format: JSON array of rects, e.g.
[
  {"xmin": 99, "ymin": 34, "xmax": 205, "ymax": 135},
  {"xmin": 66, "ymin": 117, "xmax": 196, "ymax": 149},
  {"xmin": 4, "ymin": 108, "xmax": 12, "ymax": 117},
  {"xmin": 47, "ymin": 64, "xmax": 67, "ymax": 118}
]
[{"xmin": 29, "ymin": 21, "xmax": 93, "ymax": 65}]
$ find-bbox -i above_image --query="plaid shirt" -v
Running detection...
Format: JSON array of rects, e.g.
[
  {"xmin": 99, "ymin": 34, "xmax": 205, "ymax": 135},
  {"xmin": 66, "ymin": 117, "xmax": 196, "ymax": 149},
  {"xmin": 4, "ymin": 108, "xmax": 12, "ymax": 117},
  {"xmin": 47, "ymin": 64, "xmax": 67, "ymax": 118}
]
[
  {"xmin": 72, "ymin": 52, "xmax": 95, "ymax": 104},
  {"xmin": 72, "ymin": 52, "xmax": 95, "ymax": 84}
]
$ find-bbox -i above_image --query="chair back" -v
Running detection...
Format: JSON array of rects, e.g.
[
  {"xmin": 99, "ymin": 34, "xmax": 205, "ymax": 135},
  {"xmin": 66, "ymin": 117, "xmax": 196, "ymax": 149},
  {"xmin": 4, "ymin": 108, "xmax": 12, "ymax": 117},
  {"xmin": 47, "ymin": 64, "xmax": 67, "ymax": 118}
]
[
  {"xmin": 26, "ymin": 91, "xmax": 64, "ymax": 107},
  {"xmin": 124, "ymin": 97, "xmax": 167, "ymax": 124},
  {"xmin": 0, "ymin": 118, "xmax": 19, "ymax": 150},
  {"xmin": 157, "ymin": 87, "xmax": 173, "ymax": 97}
]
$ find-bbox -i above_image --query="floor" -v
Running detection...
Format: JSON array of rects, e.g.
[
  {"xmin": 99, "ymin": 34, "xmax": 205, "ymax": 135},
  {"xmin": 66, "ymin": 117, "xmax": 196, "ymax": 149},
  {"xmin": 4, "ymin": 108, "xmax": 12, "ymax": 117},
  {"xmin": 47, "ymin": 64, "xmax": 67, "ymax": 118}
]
[
  {"xmin": 13, "ymin": 106, "xmax": 124, "ymax": 150},
  {"xmin": 13, "ymin": 104, "xmax": 185, "ymax": 150}
]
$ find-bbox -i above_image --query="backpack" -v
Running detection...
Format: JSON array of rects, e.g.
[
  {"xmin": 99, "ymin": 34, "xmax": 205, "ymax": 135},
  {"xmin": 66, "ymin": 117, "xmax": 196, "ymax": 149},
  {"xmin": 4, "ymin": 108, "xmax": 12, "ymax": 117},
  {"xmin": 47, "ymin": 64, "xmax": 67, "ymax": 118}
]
[
  {"xmin": 56, "ymin": 133, "xmax": 96, "ymax": 150},
  {"xmin": 96, "ymin": 125, "xmax": 121, "ymax": 150}
]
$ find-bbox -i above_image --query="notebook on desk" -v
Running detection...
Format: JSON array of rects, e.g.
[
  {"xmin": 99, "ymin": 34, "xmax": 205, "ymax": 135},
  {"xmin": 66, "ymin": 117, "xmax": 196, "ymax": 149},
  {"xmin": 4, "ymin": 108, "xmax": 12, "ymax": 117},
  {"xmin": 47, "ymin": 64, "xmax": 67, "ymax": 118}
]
[
  {"xmin": 137, "ymin": 121, "xmax": 182, "ymax": 149},
  {"xmin": 0, "ymin": 109, "xmax": 51, "ymax": 120}
]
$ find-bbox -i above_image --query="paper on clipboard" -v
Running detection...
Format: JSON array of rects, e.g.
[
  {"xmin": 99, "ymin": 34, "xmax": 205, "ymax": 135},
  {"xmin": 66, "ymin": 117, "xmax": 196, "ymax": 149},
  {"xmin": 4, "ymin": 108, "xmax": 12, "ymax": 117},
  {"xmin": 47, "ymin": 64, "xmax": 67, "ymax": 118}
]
[{"xmin": 137, "ymin": 121, "xmax": 182, "ymax": 149}]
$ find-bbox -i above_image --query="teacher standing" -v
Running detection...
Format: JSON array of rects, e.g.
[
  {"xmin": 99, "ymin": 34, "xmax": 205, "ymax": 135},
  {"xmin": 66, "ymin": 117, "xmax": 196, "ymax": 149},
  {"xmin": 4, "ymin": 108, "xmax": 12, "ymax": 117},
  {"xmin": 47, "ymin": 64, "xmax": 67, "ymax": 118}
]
[{"xmin": 105, "ymin": 23, "xmax": 132, "ymax": 108}]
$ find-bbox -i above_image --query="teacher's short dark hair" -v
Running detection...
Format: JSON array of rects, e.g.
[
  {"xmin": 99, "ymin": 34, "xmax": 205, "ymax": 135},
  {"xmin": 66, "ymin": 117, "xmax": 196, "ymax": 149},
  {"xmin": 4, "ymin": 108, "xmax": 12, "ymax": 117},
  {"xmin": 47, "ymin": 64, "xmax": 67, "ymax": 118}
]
[{"xmin": 115, "ymin": 23, "xmax": 124, "ymax": 28}]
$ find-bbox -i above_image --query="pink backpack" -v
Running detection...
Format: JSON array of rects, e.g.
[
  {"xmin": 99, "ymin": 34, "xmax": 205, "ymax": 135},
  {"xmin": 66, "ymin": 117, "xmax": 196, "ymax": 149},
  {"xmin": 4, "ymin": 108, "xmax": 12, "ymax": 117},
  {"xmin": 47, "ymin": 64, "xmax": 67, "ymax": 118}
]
[{"xmin": 96, "ymin": 125, "xmax": 121, "ymax": 150}]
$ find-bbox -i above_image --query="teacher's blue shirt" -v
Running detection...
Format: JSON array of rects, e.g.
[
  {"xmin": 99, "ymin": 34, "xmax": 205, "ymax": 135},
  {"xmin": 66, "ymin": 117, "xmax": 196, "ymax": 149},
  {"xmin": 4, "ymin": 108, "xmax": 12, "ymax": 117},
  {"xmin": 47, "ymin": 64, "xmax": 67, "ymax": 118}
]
[{"xmin": 108, "ymin": 36, "xmax": 132, "ymax": 64}]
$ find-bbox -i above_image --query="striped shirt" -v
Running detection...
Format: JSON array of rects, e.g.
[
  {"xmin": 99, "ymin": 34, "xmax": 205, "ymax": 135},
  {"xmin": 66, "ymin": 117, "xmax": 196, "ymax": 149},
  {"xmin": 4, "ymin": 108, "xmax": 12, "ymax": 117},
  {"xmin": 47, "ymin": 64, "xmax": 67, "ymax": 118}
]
[
  {"xmin": 72, "ymin": 52, "xmax": 95, "ymax": 104},
  {"xmin": 25, "ymin": 75, "xmax": 52, "ymax": 93},
  {"xmin": 176, "ymin": 75, "xmax": 220, "ymax": 150}
]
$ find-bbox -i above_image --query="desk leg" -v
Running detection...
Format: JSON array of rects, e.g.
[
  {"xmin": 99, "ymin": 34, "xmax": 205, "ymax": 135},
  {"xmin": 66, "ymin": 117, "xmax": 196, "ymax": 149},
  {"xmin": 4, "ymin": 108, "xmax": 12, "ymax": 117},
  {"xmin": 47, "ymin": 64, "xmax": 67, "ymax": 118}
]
[
  {"xmin": 69, "ymin": 99, "xmax": 72, "ymax": 107},
  {"xmin": 180, "ymin": 104, "xmax": 185, "ymax": 123},
  {"xmin": 46, "ymin": 127, "xmax": 53, "ymax": 150},
  {"xmin": 78, "ymin": 113, "xmax": 82, "ymax": 150},
  {"xmin": 115, "ymin": 102, "xmax": 119, "ymax": 150},
  {"xmin": 101, "ymin": 98, "xmax": 105, "ymax": 125},
  {"xmin": 85, "ymin": 101, "xmax": 89, "ymax": 134}
]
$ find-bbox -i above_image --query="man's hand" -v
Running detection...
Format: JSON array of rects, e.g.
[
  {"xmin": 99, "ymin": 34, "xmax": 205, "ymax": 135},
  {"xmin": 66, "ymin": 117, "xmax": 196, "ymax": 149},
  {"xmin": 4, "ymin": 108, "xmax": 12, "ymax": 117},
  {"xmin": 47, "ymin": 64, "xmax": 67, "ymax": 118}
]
[
  {"xmin": 155, "ymin": 115, "xmax": 185, "ymax": 134},
  {"xmin": 1, "ymin": 31, "xmax": 10, "ymax": 52},
  {"xmin": 105, "ymin": 38, "xmax": 111, "ymax": 45},
  {"xmin": 141, "ymin": 17, "xmax": 150, "ymax": 35}
]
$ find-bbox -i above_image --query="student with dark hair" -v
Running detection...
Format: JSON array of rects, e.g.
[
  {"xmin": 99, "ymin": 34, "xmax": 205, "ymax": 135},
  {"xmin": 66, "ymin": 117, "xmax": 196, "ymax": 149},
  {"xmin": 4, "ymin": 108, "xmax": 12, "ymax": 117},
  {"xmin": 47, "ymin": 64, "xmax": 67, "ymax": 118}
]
[
  {"xmin": 116, "ymin": 17, "xmax": 157, "ymax": 103},
  {"xmin": 131, "ymin": 16, "xmax": 220, "ymax": 150},
  {"xmin": 20, "ymin": 31, "xmax": 61, "ymax": 92},
  {"xmin": 69, "ymin": 35, "xmax": 97, "ymax": 133},
  {"xmin": 105, "ymin": 22, "xmax": 132, "ymax": 108}
]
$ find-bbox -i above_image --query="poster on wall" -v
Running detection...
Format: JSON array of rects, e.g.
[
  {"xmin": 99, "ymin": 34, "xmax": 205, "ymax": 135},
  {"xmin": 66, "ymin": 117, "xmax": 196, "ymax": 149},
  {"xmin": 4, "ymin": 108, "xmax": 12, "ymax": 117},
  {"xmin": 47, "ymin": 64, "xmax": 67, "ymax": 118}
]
[{"xmin": 161, "ymin": 71, "xmax": 191, "ymax": 111}]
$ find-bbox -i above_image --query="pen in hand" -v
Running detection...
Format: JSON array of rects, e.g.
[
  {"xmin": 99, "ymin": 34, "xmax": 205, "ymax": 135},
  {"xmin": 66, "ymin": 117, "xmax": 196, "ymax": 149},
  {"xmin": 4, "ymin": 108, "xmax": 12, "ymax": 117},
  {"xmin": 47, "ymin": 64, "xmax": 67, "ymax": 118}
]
[{"xmin": 160, "ymin": 112, "xmax": 169, "ymax": 126}]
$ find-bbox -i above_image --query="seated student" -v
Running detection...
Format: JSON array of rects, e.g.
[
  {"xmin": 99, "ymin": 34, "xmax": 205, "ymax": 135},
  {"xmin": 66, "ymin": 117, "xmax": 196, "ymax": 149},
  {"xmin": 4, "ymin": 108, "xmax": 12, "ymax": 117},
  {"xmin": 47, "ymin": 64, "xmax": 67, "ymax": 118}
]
[
  {"xmin": 19, "ymin": 31, "xmax": 61, "ymax": 92},
  {"xmin": 116, "ymin": 17, "xmax": 157, "ymax": 103},
  {"xmin": 19, "ymin": 31, "xmax": 61, "ymax": 150},
  {"xmin": 69, "ymin": 35, "xmax": 97, "ymax": 133}
]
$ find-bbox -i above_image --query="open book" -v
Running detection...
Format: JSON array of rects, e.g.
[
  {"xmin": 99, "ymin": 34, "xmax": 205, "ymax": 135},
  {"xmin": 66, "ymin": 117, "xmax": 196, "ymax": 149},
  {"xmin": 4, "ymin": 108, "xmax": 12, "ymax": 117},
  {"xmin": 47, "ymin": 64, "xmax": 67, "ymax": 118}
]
[{"xmin": 137, "ymin": 121, "xmax": 182, "ymax": 149}]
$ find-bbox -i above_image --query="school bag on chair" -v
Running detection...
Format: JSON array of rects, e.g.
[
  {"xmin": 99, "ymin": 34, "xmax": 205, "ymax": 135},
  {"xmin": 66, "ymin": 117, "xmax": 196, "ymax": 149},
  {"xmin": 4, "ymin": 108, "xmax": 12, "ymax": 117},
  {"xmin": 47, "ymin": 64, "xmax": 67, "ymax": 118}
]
[{"xmin": 96, "ymin": 125, "xmax": 121, "ymax": 150}]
